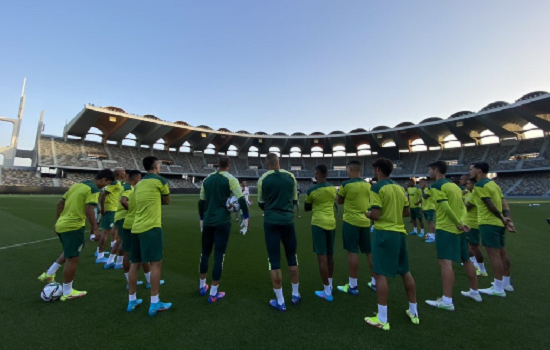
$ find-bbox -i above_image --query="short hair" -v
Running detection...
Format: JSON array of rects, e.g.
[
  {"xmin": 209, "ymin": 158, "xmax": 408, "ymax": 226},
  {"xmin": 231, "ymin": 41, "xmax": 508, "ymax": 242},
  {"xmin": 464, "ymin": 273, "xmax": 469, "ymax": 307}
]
[
  {"xmin": 472, "ymin": 162, "xmax": 490, "ymax": 174},
  {"xmin": 408, "ymin": 178, "xmax": 416, "ymax": 184},
  {"xmin": 143, "ymin": 156, "xmax": 159, "ymax": 171},
  {"xmin": 127, "ymin": 170, "xmax": 142, "ymax": 179},
  {"xmin": 219, "ymin": 156, "xmax": 231, "ymax": 168},
  {"xmin": 95, "ymin": 169, "xmax": 115, "ymax": 182},
  {"xmin": 347, "ymin": 160, "xmax": 362, "ymax": 172},
  {"xmin": 315, "ymin": 164, "xmax": 328, "ymax": 176},
  {"xmin": 266, "ymin": 153, "xmax": 279, "ymax": 167},
  {"xmin": 372, "ymin": 158, "xmax": 393, "ymax": 176},
  {"xmin": 467, "ymin": 177, "xmax": 477, "ymax": 184},
  {"xmin": 429, "ymin": 160, "xmax": 448, "ymax": 175}
]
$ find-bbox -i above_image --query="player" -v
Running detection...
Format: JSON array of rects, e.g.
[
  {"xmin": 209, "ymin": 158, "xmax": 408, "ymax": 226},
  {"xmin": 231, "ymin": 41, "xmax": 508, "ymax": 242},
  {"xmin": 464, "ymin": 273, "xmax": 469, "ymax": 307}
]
[
  {"xmin": 464, "ymin": 177, "xmax": 488, "ymax": 276},
  {"xmin": 425, "ymin": 161, "xmax": 481, "ymax": 311},
  {"xmin": 459, "ymin": 174, "xmax": 470, "ymax": 196},
  {"xmin": 336, "ymin": 160, "xmax": 377, "ymax": 295},
  {"xmin": 469, "ymin": 162, "xmax": 516, "ymax": 296},
  {"xmin": 38, "ymin": 169, "xmax": 115, "ymax": 301},
  {"xmin": 304, "ymin": 164, "xmax": 337, "ymax": 302},
  {"xmin": 294, "ymin": 188, "xmax": 302, "ymax": 218},
  {"xmin": 198, "ymin": 156, "xmax": 249, "ymax": 303},
  {"xmin": 127, "ymin": 156, "xmax": 171, "ymax": 316},
  {"xmin": 406, "ymin": 179, "xmax": 424, "ymax": 236},
  {"xmin": 419, "ymin": 178, "xmax": 436, "ymax": 243},
  {"xmin": 95, "ymin": 167, "xmax": 126, "ymax": 263},
  {"xmin": 364, "ymin": 158, "xmax": 418, "ymax": 331},
  {"xmin": 258, "ymin": 153, "xmax": 300, "ymax": 311},
  {"xmin": 236, "ymin": 180, "xmax": 251, "ymax": 229},
  {"xmin": 104, "ymin": 171, "xmax": 132, "ymax": 269}
]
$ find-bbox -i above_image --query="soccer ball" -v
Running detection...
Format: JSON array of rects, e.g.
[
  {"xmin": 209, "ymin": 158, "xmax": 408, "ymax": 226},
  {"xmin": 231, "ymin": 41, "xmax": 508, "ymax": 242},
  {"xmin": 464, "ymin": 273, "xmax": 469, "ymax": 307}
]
[
  {"xmin": 226, "ymin": 197, "xmax": 240, "ymax": 212},
  {"xmin": 41, "ymin": 282, "xmax": 62, "ymax": 302}
]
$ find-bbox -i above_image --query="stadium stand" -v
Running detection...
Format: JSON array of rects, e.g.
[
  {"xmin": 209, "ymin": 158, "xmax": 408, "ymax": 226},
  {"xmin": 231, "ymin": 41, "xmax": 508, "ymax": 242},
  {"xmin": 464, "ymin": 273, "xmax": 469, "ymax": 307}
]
[
  {"xmin": 106, "ymin": 145, "xmax": 138, "ymax": 170},
  {"xmin": 0, "ymin": 169, "xmax": 42, "ymax": 186}
]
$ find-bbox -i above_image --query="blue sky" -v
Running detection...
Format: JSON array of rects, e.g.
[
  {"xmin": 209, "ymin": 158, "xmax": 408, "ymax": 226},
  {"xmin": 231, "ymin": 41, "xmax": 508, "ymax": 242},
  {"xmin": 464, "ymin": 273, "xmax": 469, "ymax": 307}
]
[{"xmin": 1, "ymin": 0, "xmax": 549, "ymax": 154}]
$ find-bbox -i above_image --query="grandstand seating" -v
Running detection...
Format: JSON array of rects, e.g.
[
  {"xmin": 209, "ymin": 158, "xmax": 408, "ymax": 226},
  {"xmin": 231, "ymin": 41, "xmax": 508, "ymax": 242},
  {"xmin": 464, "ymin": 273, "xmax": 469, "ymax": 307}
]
[
  {"xmin": 39, "ymin": 137, "xmax": 55, "ymax": 165},
  {"xmin": 509, "ymin": 173, "xmax": 550, "ymax": 196},
  {"xmin": 0, "ymin": 169, "xmax": 42, "ymax": 186},
  {"xmin": 53, "ymin": 138, "xmax": 100, "ymax": 168}
]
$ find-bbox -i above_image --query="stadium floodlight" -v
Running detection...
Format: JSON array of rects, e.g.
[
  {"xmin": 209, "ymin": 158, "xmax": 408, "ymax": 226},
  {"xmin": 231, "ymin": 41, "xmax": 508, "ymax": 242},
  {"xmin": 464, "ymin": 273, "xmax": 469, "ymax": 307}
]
[
  {"xmin": 201, "ymin": 133, "xmax": 207, "ymax": 138},
  {"xmin": 456, "ymin": 121, "xmax": 464, "ymax": 127}
]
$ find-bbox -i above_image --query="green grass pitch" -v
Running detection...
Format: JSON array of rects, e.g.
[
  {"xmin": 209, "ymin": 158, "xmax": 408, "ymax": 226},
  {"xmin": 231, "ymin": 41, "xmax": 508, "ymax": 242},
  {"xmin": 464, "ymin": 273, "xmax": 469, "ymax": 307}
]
[{"xmin": 0, "ymin": 195, "xmax": 549, "ymax": 349}]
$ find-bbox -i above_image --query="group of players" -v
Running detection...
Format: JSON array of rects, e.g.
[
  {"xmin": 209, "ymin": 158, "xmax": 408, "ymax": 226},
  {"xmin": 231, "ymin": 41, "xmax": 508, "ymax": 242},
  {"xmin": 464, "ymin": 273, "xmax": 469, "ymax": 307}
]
[{"xmin": 37, "ymin": 152, "xmax": 516, "ymax": 328}]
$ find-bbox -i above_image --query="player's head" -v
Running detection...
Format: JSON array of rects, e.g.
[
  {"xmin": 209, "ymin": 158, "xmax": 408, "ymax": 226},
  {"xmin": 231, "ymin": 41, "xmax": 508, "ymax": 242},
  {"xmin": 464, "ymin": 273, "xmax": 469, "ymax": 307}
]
[
  {"xmin": 428, "ymin": 160, "xmax": 447, "ymax": 179},
  {"xmin": 218, "ymin": 156, "xmax": 231, "ymax": 171},
  {"xmin": 314, "ymin": 164, "xmax": 328, "ymax": 181},
  {"xmin": 346, "ymin": 160, "xmax": 362, "ymax": 177},
  {"xmin": 241, "ymin": 180, "xmax": 247, "ymax": 187},
  {"xmin": 143, "ymin": 156, "xmax": 160, "ymax": 173},
  {"xmin": 470, "ymin": 162, "xmax": 489, "ymax": 180},
  {"xmin": 94, "ymin": 169, "xmax": 115, "ymax": 188},
  {"xmin": 266, "ymin": 153, "xmax": 280, "ymax": 170},
  {"xmin": 419, "ymin": 178, "xmax": 429, "ymax": 189},
  {"xmin": 408, "ymin": 178, "xmax": 416, "ymax": 187},
  {"xmin": 113, "ymin": 167, "xmax": 126, "ymax": 180},
  {"xmin": 127, "ymin": 170, "xmax": 142, "ymax": 185},
  {"xmin": 460, "ymin": 174, "xmax": 469, "ymax": 186},
  {"xmin": 450, "ymin": 176, "xmax": 460, "ymax": 186},
  {"xmin": 371, "ymin": 158, "xmax": 393, "ymax": 180},
  {"xmin": 466, "ymin": 177, "xmax": 476, "ymax": 192}
]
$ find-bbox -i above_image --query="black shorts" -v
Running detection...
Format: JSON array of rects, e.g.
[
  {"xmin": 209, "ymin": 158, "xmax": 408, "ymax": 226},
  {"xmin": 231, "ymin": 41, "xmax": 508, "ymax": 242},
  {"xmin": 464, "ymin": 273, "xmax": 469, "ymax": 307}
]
[{"xmin": 264, "ymin": 222, "xmax": 298, "ymax": 270}]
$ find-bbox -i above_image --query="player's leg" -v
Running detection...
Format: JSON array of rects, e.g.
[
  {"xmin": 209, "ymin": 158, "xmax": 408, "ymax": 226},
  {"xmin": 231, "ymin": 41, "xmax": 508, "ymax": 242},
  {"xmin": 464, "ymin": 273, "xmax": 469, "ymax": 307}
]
[
  {"xmin": 105, "ymin": 222, "xmax": 122, "ymax": 268},
  {"xmin": 418, "ymin": 216, "xmax": 425, "ymax": 237},
  {"xmin": 96, "ymin": 211, "xmax": 114, "ymax": 263},
  {"xmin": 139, "ymin": 228, "xmax": 170, "ymax": 316},
  {"xmin": 361, "ymin": 226, "xmax": 378, "ymax": 291},
  {"xmin": 127, "ymin": 231, "xmax": 144, "ymax": 311},
  {"xmin": 395, "ymin": 233, "xmax": 419, "ymax": 324},
  {"xmin": 265, "ymin": 223, "xmax": 286, "ymax": 310},
  {"xmin": 39, "ymin": 251, "xmax": 66, "ymax": 282},
  {"xmin": 339, "ymin": 222, "xmax": 360, "ymax": 294},
  {"xmin": 312, "ymin": 226, "xmax": 332, "ymax": 301},
  {"xmin": 208, "ymin": 222, "xmax": 231, "ymax": 303},
  {"xmin": 425, "ymin": 214, "xmax": 436, "ymax": 243},
  {"xmin": 282, "ymin": 223, "xmax": 300, "ymax": 304},
  {"xmin": 426, "ymin": 230, "xmax": 456, "ymax": 310},
  {"xmin": 199, "ymin": 225, "xmax": 215, "ymax": 295},
  {"xmin": 479, "ymin": 225, "xmax": 507, "ymax": 296},
  {"xmin": 409, "ymin": 213, "xmax": 418, "ymax": 235},
  {"xmin": 59, "ymin": 229, "xmax": 87, "ymax": 301},
  {"xmin": 500, "ymin": 247, "xmax": 513, "ymax": 291},
  {"xmin": 458, "ymin": 233, "xmax": 482, "ymax": 302}
]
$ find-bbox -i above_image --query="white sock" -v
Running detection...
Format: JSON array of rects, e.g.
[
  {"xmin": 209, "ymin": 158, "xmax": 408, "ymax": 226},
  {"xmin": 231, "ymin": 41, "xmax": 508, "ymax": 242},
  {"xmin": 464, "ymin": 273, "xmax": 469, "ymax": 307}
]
[
  {"xmin": 494, "ymin": 279, "xmax": 504, "ymax": 292},
  {"xmin": 409, "ymin": 302, "xmax": 418, "ymax": 317},
  {"xmin": 97, "ymin": 252, "xmax": 105, "ymax": 259},
  {"xmin": 124, "ymin": 273, "xmax": 129, "ymax": 283},
  {"xmin": 377, "ymin": 304, "xmax": 388, "ymax": 323},
  {"xmin": 421, "ymin": 229, "xmax": 424, "ymax": 234},
  {"xmin": 328, "ymin": 278, "xmax": 333, "ymax": 289},
  {"xmin": 47, "ymin": 262, "xmax": 62, "ymax": 276},
  {"xmin": 470, "ymin": 288, "xmax": 479, "ymax": 294},
  {"xmin": 107, "ymin": 254, "xmax": 116, "ymax": 264},
  {"xmin": 210, "ymin": 285, "xmax": 218, "ymax": 296},
  {"xmin": 129, "ymin": 293, "xmax": 136, "ymax": 302},
  {"xmin": 145, "ymin": 272, "xmax": 151, "ymax": 284},
  {"xmin": 503, "ymin": 276, "xmax": 511, "ymax": 287},
  {"xmin": 116, "ymin": 256, "xmax": 123, "ymax": 265},
  {"xmin": 429, "ymin": 233, "xmax": 436, "ymax": 239},
  {"xmin": 110, "ymin": 241, "xmax": 115, "ymax": 248},
  {"xmin": 442, "ymin": 296, "xmax": 453, "ymax": 305},
  {"xmin": 478, "ymin": 263, "xmax": 487, "ymax": 273},
  {"xmin": 470, "ymin": 256, "xmax": 478, "ymax": 265},
  {"xmin": 63, "ymin": 281, "xmax": 73, "ymax": 296},
  {"xmin": 349, "ymin": 277, "xmax": 357, "ymax": 288},
  {"xmin": 371, "ymin": 277, "xmax": 376, "ymax": 286},
  {"xmin": 151, "ymin": 294, "xmax": 159, "ymax": 304},
  {"xmin": 96, "ymin": 247, "xmax": 99, "ymax": 254},
  {"xmin": 324, "ymin": 284, "xmax": 332, "ymax": 296},
  {"xmin": 292, "ymin": 283, "xmax": 300, "ymax": 297},
  {"xmin": 274, "ymin": 288, "xmax": 285, "ymax": 305},
  {"xmin": 413, "ymin": 227, "xmax": 417, "ymax": 233},
  {"xmin": 200, "ymin": 278, "xmax": 206, "ymax": 288},
  {"xmin": 90, "ymin": 234, "xmax": 95, "ymax": 240}
]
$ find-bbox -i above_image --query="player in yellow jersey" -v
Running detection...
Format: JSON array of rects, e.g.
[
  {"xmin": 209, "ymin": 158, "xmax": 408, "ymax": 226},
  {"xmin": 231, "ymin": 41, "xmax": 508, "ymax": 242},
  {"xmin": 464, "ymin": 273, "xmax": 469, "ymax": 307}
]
[
  {"xmin": 364, "ymin": 158, "xmax": 418, "ymax": 331},
  {"xmin": 464, "ymin": 177, "xmax": 488, "ymax": 276},
  {"xmin": 305, "ymin": 164, "xmax": 337, "ymax": 302},
  {"xmin": 419, "ymin": 178, "xmax": 436, "ymax": 243},
  {"xmin": 425, "ymin": 161, "xmax": 481, "ymax": 311},
  {"xmin": 38, "ymin": 170, "xmax": 115, "ymax": 301},
  {"xmin": 469, "ymin": 162, "xmax": 516, "ymax": 297},
  {"xmin": 406, "ymin": 179, "xmax": 424, "ymax": 236}
]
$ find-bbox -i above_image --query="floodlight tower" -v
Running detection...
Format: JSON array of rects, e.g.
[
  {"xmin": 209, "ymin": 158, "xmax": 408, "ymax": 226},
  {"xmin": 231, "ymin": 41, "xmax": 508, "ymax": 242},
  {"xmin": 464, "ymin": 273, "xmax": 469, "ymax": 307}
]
[{"xmin": 0, "ymin": 78, "xmax": 27, "ymax": 168}]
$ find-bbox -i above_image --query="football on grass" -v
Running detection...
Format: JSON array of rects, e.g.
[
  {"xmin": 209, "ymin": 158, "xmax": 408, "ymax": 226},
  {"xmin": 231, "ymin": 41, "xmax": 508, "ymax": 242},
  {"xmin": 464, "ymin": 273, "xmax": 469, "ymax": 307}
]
[{"xmin": 41, "ymin": 283, "xmax": 62, "ymax": 302}]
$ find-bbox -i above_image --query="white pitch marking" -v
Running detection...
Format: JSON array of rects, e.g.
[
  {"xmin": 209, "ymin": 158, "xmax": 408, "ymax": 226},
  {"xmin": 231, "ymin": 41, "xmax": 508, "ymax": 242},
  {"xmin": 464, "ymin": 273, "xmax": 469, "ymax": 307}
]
[{"xmin": 0, "ymin": 237, "xmax": 58, "ymax": 250}]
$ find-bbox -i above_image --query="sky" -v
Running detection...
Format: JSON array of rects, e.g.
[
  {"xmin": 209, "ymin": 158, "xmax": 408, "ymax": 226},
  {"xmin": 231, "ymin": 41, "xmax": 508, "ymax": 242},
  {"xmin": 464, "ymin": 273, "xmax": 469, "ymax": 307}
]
[{"xmin": 1, "ymin": 0, "xmax": 549, "ymax": 157}]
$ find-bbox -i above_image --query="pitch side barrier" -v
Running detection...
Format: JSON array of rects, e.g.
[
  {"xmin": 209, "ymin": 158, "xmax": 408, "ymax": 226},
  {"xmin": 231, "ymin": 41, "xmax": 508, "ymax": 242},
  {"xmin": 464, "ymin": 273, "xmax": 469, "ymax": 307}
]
[{"xmin": 0, "ymin": 186, "xmax": 202, "ymax": 195}]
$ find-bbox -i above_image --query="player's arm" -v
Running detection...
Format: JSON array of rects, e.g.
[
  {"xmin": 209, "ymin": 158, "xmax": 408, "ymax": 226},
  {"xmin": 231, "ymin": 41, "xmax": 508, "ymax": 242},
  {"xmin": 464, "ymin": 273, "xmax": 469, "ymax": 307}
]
[
  {"xmin": 501, "ymin": 199, "xmax": 516, "ymax": 232},
  {"xmin": 100, "ymin": 190, "xmax": 107, "ymax": 214},
  {"xmin": 257, "ymin": 177, "xmax": 265, "ymax": 211},
  {"xmin": 56, "ymin": 199, "xmax": 66, "ymax": 219},
  {"xmin": 159, "ymin": 179, "xmax": 171, "ymax": 205},
  {"xmin": 481, "ymin": 197, "xmax": 507, "ymax": 225},
  {"xmin": 465, "ymin": 201, "xmax": 474, "ymax": 211},
  {"xmin": 403, "ymin": 206, "xmax": 411, "ymax": 217},
  {"xmin": 120, "ymin": 197, "xmax": 129, "ymax": 210},
  {"xmin": 366, "ymin": 208, "xmax": 380, "ymax": 220},
  {"xmin": 85, "ymin": 204, "xmax": 99, "ymax": 237},
  {"xmin": 337, "ymin": 184, "xmax": 346, "ymax": 205},
  {"xmin": 439, "ymin": 200, "xmax": 468, "ymax": 231}
]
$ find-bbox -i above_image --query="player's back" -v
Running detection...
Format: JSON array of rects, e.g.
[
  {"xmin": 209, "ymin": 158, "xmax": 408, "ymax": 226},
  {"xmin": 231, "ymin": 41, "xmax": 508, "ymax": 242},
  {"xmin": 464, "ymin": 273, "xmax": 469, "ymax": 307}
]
[
  {"xmin": 473, "ymin": 178, "xmax": 504, "ymax": 227},
  {"xmin": 306, "ymin": 182, "xmax": 337, "ymax": 230},
  {"xmin": 132, "ymin": 174, "xmax": 170, "ymax": 233},
  {"xmin": 407, "ymin": 187, "xmax": 421, "ymax": 208},
  {"xmin": 463, "ymin": 190, "xmax": 478, "ymax": 229},
  {"xmin": 201, "ymin": 171, "xmax": 239, "ymax": 226},
  {"xmin": 115, "ymin": 183, "xmax": 132, "ymax": 221},
  {"xmin": 431, "ymin": 179, "xmax": 466, "ymax": 233},
  {"xmin": 422, "ymin": 187, "xmax": 436, "ymax": 211},
  {"xmin": 123, "ymin": 186, "xmax": 137, "ymax": 229},
  {"xmin": 104, "ymin": 180, "xmax": 124, "ymax": 212},
  {"xmin": 370, "ymin": 179, "xmax": 408, "ymax": 234},
  {"xmin": 339, "ymin": 178, "xmax": 371, "ymax": 227},
  {"xmin": 57, "ymin": 180, "xmax": 100, "ymax": 232},
  {"xmin": 259, "ymin": 169, "xmax": 297, "ymax": 224}
]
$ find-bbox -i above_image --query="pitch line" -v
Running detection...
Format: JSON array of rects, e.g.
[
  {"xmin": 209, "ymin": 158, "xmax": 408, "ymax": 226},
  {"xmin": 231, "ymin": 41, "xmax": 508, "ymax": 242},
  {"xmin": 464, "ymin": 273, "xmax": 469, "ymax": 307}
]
[{"xmin": 0, "ymin": 237, "xmax": 58, "ymax": 250}]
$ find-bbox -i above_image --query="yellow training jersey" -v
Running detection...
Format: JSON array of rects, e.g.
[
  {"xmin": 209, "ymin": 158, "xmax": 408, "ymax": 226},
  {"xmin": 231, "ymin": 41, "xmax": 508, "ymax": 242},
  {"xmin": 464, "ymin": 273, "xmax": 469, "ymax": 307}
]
[
  {"xmin": 132, "ymin": 174, "xmax": 170, "ymax": 234},
  {"xmin": 305, "ymin": 182, "xmax": 337, "ymax": 230},
  {"xmin": 370, "ymin": 179, "xmax": 409, "ymax": 234},
  {"xmin": 56, "ymin": 180, "xmax": 100, "ymax": 233},
  {"xmin": 338, "ymin": 178, "xmax": 371, "ymax": 227},
  {"xmin": 472, "ymin": 178, "xmax": 504, "ymax": 228}
]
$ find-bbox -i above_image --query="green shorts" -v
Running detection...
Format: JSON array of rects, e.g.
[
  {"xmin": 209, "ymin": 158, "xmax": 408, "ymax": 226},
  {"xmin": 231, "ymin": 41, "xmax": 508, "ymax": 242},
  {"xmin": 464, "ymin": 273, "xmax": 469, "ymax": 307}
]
[
  {"xmin": 466, "ymin": 228, "xmax": 481, "ymax": 246},
  {"xmin": 342, "ymin": 221, "xmax": 371, "ymax": 254},
  {"xmin": 479, "ymin": 224, "xmax": 506, "ymax": 248},
  {"xmin": 372, "ymin": 229, "xmax": 409, "ymax": 278},
  {"xmin": 311, "ymin": 225, "xmax": 335, "ymax": 255},
  {"xmin": 130, "ymin": 227, "xmax": 163, "ymax": 263},
  {"xmin": 423, "ymin": 210, "xmax": 435, "ymax": 222},
  {"xmin": 101, "ymin": 211, "xmax": 116, "ymax": 231},
  {"xmin": 121, "ymin": 228, "xmax": 132, "ymax": 253},
  {"xmin": 57, "ymin": 227, "xmax": 85, "ymax": 258},
  {"xmin": 410, "ymin": 208, "xmax": 422, "ymax": 221},
  {"xmin": 435, "ymin": 229, "xmax": 469, "ymax": 263}
]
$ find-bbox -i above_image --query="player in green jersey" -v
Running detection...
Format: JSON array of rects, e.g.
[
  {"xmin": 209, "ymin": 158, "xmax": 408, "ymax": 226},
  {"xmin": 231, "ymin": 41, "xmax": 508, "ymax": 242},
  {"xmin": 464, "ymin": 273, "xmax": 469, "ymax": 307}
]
[
  {"xmin": 406, "ymin": 179, "xmax": 424, "ymax": 236},
  {"xmin": 464, "ymin": 177, "xmax": 488, "ymax": 277},
  {"xmin": 198, "ymin": 156, "xmax": 249, "ymax": 303},
  {"xmin": 259, "ymin": 153, "xmax": 300, "ymax": 311},
  {"xmin": 469, "ymin": 162, "xmax": 516, "ymax": 296},
  {"xmin": 425, "ymin": 161, "xmax": 481, "ymax": 311},
  {"xmin": 128, "ymin": 157, "xmax": 171, "ymax": 316},
  {"xmin": 38, "ymin": 170, "xmax": 115, "ymax": 301},
  {"xmin": 96, "ymin": 167, "xmax": 126, "ymax": 263},
  {"xmin": 336, "ymin": 160, "xmax": 377, "ymax": 295},
  {"xmin": 305, "ymin": 164, "xmax": 337, "ymax": 302},
  {"xmin": 419, "ymin": 178, "xmax": 436, "ymax": 243},
  {"xmin": 364, "ymin": 158, "xmax": 418, "ymax": 331}
]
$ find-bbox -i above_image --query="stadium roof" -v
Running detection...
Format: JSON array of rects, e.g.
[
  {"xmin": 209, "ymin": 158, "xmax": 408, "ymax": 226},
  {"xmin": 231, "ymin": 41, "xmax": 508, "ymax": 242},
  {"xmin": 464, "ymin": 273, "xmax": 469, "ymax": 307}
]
[{"xmin": 64, "ymin": 91, "xmax": 550, "ymax": 154}]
